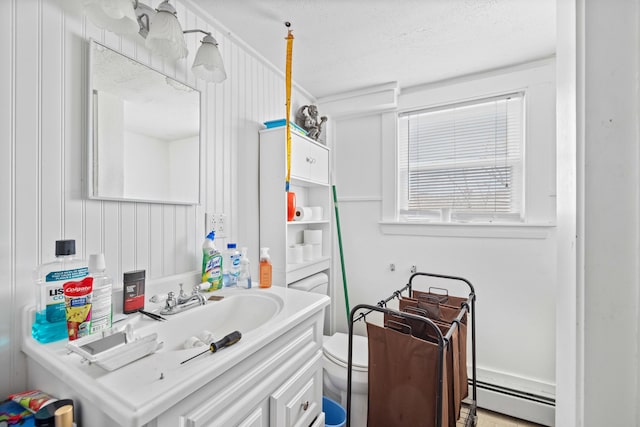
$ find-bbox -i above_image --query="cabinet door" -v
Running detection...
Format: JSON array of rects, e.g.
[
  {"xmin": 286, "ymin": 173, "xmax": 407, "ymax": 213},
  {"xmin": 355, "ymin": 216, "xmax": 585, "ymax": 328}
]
[
  {"xmin": 290, "ymin": 136, "xmax": 308, "ymax": 181},
  {"xmin": 270, "ymin": 352, "xmax": 323, "ymax": 427},
  {"xmin": 290, "ymin": 135, "xmax": 329, "ymax": 185},
  {"xmin": 306, "ymin": 142, "xmax": 329, "ymax": 185}
]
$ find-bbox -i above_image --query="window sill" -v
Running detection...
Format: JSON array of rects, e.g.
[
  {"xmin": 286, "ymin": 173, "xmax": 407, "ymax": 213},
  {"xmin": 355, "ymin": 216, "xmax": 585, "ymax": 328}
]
[{"xmin": 378, "ymin": 220, "xmax": 555, "ymax": 239}]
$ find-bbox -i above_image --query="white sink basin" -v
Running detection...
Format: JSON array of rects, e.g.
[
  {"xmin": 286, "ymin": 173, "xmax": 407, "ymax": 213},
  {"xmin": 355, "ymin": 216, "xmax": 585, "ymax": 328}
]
[{"xmin": 141, "ymin": 291, "xmax": 284, "ymax": 351}]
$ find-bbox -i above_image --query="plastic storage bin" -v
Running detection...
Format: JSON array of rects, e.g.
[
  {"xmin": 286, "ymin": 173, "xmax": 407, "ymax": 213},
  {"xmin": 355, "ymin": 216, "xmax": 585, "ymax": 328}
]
[{"xmin": 323, "ymin": 396, "xmax": 346, "ymax": 427}]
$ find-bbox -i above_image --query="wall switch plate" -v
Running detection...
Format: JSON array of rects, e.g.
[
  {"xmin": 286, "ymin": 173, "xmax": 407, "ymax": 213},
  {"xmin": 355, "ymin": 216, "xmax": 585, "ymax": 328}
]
[{"xmin": 205, "ymin": 213, "xmax": 227, "ymax": 237}]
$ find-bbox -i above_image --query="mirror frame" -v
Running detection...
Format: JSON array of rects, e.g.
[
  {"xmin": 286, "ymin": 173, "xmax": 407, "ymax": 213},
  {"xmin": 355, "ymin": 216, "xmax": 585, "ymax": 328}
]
[{"xmin": 87, "ymin": 39, "xmax": 202, "ymax": 205}]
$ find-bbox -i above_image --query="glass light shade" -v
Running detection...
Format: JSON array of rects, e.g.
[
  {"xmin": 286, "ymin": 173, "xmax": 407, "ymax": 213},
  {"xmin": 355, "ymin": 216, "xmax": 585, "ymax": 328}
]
[
  {"xmin": 84, "ymin": 0, "xmax": 139, "ymax": 35},
  {"xmin": 145, "ymin": 1, "xmax": 188, "ymax": 62},
  {"xmin": 191, "ymin": 35, "xmax": 227, "ymax": 83}
]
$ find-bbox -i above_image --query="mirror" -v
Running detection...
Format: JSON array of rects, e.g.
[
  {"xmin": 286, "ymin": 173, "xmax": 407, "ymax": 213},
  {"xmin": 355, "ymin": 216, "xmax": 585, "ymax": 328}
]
[{"xmin": 88, "ymin": 40, "xmax": 201, "ymax": 204}]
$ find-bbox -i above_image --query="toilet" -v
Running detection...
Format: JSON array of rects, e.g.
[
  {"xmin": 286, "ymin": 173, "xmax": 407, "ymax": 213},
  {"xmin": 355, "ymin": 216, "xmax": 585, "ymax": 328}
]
[
  {"xmin": 323, "ymin": 332, "xmax": 369, "ymax": 427},
  {"xmin": 289, "ymin": 273, "xmax": 369, "ymax": 427}
]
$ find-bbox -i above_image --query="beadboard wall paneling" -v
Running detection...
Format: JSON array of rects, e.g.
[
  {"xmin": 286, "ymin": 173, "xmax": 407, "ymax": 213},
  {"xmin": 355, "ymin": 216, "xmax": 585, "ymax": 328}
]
[{"xmin": 1, "ymin": 0, "xmax": 314, "ymax": 396}]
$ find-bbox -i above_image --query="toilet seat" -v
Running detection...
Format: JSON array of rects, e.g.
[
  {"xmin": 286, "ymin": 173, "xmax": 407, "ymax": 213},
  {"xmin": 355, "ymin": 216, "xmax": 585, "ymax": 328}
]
[{"xmin": 323, "ymin": 332, "xmax": 368, "ymax": 372}]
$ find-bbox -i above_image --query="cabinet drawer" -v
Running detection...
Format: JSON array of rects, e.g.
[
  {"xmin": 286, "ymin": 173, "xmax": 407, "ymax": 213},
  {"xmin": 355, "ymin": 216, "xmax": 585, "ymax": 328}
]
[
  {"xmin": 270, "ymin": 351, "xmax": 323, "ymax": 427},
  {"xmin": 291, "ymin": 136, "xmax": 329, "ymax": 185}
]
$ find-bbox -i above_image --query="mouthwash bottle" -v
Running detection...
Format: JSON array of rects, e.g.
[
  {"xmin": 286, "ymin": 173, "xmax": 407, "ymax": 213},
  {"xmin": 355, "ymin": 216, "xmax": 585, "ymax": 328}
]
[{"xmin": 32, "ymin": 240, "xmax": 89, "ymax": 343}]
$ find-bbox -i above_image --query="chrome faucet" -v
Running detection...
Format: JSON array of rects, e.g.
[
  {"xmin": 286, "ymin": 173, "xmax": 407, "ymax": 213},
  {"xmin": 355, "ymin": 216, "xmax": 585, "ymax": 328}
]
[{"xmin": 160, "ymin": 284, "xmax": 206, "ymax": 315}]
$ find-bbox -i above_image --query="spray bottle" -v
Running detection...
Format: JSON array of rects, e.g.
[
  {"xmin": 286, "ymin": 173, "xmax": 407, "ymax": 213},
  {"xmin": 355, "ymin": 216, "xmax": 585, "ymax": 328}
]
[{"xmin": 202, "ymin": 231, "xmax": 223, "ymax": 290}]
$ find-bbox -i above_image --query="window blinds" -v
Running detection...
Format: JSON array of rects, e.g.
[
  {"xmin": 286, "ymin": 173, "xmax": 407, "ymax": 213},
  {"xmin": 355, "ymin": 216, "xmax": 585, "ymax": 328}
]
[{"xmin": 398, "ymin": 93, "xmax": 524, "ymax": 219}]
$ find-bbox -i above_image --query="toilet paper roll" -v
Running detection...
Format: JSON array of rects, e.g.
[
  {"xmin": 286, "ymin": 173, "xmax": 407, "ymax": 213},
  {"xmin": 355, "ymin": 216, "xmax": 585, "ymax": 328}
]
[
  {"xmin": 294, "ymin": 207, "xmax": 312, "ymax": 221},
  {"xmin": 310, "ymin": 206, "xmax": 323, "ymax": 221},
  {"xmin": 288, "ymin": 245, "xmax": 304, "ymax": 264},
  {"xmin": 312, "ymin": 243, "xmax": 322, "ymax": 259},
  {"xmin": 302, "ymin": 243, "xmax": 314, "ymax": 261},
  {"xmin": 303, "ymin": 229, "xmax": 323, "ymax": 244}
]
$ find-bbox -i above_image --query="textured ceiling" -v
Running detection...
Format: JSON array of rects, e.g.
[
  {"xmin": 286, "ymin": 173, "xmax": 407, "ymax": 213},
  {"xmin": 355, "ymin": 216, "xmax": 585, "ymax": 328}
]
[{"xmin": 198, "ymin": 0, "xmax": 556, "ymax": 99}]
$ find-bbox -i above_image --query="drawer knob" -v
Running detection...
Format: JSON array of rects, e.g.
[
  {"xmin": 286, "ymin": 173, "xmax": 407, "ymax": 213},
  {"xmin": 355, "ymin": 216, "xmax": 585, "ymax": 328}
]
[
  {"xmin": 301, "ymin": 401, "xmax": 310, "ymax": 411},
  {"xmin": 306, "ymin": 157, "xmax": 316, "ymax": 164}
]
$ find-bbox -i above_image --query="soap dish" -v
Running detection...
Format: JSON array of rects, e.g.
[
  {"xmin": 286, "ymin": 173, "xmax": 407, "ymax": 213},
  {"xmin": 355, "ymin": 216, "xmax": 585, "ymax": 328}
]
[{"xmin": 66, "ymin": 327, "xmax": 163, "ymax": 371}]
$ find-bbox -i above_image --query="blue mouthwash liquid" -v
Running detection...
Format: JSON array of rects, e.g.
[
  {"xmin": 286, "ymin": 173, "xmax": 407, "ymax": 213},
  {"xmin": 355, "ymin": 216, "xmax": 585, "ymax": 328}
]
[{"xmin": 32, "ymin": 240, "xmax": 88, "ymax": 343}]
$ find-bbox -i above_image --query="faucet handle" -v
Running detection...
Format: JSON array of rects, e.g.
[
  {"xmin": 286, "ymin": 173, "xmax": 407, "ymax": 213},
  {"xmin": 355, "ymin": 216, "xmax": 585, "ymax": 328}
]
[
  {"xmin": 191, "ymin": 283, "xmax": 201, "ymax": 295},
  {"xmin": 178, "ymin": 283, "xmax": 187, "ymax": 299},
  {"xmin": 165, "ymin": 291, "xmax": 177, "ymax": 309}
]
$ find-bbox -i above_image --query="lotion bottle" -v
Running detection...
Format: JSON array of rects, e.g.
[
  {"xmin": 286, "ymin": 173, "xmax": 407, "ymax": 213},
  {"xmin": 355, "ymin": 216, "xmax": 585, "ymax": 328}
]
[{"xmin": 259, "ymin": 247, "xmax": 272, "ymax": 288}]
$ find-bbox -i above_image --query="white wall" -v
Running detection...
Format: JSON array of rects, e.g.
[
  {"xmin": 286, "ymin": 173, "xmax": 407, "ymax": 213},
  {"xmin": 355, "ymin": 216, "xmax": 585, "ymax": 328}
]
[
  {"xmin": 325, "ymin": 60, "xmax": 557, "ymax": 420},
  {"xmin": 124, "ymin": 131, "xmax": 170, "ymax": 200},
  {"xmin": 96, "ymin": 90, "xmax": 125, "ymax": 197},
  {"xmin": 555, "ymin": 1, "xmax": 640, "ymax": 425},
  {"xmin": 169, "ymin": 136, "xmax": 200, "ymax": 202},
  {"xmin": 582, "ymin": 2, "xmax": 639, "ymax": 424},
  {"xmin": 0, "ymin": 0, "xmax": 313, "ymax": 397}
]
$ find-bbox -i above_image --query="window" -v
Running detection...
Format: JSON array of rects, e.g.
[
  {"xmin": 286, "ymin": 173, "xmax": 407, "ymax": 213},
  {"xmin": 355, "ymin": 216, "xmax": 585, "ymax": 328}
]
[{"xmin": 398, "ymin": 93, "xmax": 524, "ymax": 222}]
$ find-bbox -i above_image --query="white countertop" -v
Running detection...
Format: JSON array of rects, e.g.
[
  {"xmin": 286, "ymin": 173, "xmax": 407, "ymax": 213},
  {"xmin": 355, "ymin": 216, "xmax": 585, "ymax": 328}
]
[{"xmin": 22, "ymin": 286, "xmax": 329, "ymax": 426}]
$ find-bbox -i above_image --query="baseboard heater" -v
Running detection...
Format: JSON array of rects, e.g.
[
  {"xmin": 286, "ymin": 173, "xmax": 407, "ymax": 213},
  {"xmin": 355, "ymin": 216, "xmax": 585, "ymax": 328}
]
[{"xmin": 473, "ymin": 380, "xmax": 556, "ymax": 426}]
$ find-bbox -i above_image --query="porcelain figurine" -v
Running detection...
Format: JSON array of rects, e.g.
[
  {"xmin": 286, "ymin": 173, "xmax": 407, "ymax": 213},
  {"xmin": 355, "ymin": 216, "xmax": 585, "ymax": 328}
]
[{"xmin": 296, "ymin": 104, "xmax": 328, "ymax": 141}]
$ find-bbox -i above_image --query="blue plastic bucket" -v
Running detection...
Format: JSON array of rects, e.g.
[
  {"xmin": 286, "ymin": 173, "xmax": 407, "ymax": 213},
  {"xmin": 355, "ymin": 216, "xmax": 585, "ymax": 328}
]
[{"xmin": 323, "ymin": 396, "xmax": 346, "ymax": 427}]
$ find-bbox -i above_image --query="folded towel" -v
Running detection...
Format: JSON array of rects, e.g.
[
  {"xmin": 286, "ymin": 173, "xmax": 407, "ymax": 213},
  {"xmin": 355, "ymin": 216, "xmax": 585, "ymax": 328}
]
[{"xmin": 183, "ymin": 336, "xmax": 206, "ymax": 349}]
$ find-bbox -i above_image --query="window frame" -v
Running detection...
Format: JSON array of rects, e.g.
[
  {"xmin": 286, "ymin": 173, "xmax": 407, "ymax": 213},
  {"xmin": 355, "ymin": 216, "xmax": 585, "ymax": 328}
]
[
  {"xmin": 397, "ymin": 91, "xmax": 526, "ymax": 224},
  {"xmin": 379, "ymin": 60, "xmax": 557, "ymax": 236}
]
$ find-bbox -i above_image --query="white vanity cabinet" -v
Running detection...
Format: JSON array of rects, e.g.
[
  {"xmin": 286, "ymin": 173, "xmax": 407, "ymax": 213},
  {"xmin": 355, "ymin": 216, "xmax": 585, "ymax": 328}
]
[
  {"xmin": 21, "ymin": 286, "xmax": 329, "ymax": 427},
  {"xmin": 152, "ymin": 315, "xmax": 325, "ymax": 427},
  {"xmin": 259, "ymin": 128, "xmax": 332, "ymax": 287}
]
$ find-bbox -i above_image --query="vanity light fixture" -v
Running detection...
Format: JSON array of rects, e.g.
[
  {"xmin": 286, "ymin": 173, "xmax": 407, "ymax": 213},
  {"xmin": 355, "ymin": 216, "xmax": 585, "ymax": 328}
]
[
  {"xmin": 84, "ymin": 0, "xmax": 227, "ymax": 83},
  {"xmin": 83, "ymin": 0, "xmax": 139, "ymax": 35},
  {"xmin": 143, "ymin": 0, "xmax": 188, "ymax": 61},
  {"xmin": 188, "ymin": 31, "xmax": 227, "ymax": 83}
]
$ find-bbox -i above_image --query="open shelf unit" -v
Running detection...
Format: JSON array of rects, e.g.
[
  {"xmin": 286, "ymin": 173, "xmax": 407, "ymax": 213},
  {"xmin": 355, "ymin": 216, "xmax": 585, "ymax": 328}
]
[{"xmin": 259, "ymin": 127, "xmax": 332, "ymax": 287}]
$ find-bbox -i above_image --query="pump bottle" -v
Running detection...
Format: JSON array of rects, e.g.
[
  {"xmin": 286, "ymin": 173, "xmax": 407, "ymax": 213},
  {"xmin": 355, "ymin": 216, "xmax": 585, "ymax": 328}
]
[
  {"xmin": 259, "ymin": 247, "xmax": 272, "ymax": 288},
  {"xmin": 237, "ymin": 247, "xmax": 252, "ymax": 289}
]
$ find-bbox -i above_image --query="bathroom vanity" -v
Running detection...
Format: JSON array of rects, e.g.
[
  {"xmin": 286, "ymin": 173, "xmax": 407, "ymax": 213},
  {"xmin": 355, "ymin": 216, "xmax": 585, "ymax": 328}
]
[{"xmin": 22, "ymin": 285, "xmax": 329, "ymax": 427}]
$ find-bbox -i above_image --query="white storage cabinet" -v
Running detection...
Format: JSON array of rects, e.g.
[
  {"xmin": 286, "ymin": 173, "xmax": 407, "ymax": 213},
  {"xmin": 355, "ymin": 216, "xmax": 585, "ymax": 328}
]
[{"xmin": 259, "ymin": 128, "xmax": 332, "ymax": 287}]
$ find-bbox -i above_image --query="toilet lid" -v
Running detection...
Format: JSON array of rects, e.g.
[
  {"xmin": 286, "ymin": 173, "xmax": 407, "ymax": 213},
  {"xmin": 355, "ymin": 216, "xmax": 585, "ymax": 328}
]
[{"xmin": 323, "ymin": 332, "xmax": 368, "ymax": 371}]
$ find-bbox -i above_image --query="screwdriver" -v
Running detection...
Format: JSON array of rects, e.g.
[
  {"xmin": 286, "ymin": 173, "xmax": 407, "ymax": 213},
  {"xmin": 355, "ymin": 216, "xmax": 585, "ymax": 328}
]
[{"xmin": 180, "ymin": 331, "xmax": 242, "ymax": 364}]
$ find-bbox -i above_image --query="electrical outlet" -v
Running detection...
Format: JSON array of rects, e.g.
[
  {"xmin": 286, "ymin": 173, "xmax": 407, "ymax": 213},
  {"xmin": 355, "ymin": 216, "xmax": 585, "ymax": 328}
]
[
  {"xmin": 216, "ymin": 213, "xmax": 227, "ymax": 237},
  {"xmin": 205, "ymin": 213, "xmax": 215, "ymax": 234},
  {"xmin": 205, "ymin": 212, "xmax": 227, "ymax": 237}
]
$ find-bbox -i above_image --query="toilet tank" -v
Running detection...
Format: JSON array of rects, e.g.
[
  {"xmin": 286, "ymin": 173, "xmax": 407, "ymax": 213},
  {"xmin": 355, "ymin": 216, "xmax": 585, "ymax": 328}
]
[{"xmin": 289, "ymin": 273, "xmax": 328, "ymax": 295}]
